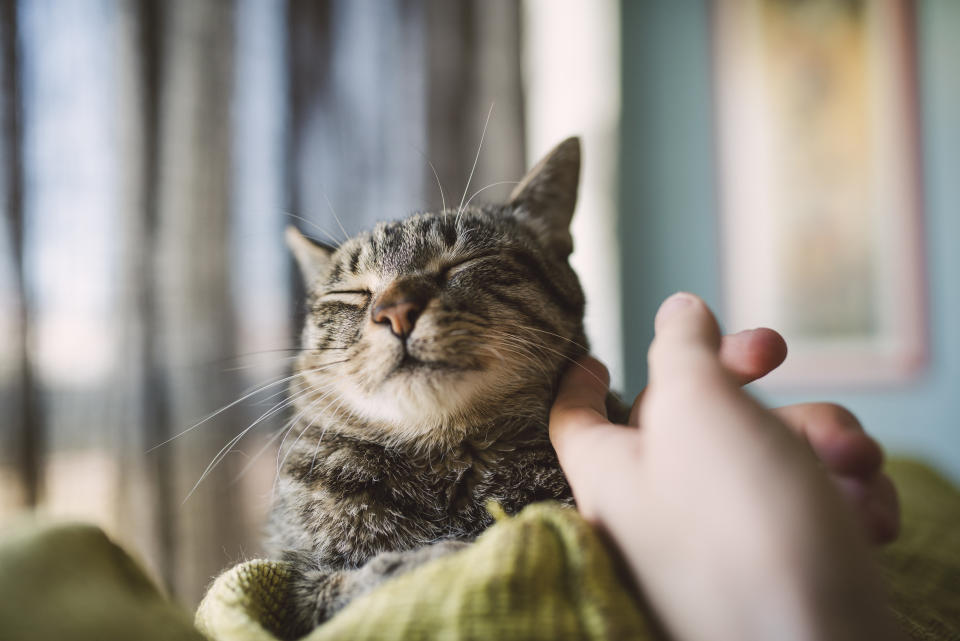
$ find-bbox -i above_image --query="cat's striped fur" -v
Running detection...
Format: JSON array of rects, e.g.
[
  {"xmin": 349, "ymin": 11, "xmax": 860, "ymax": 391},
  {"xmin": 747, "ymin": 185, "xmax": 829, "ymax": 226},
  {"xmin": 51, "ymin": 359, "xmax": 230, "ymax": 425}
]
[{"xmin": 267, "ymin": 138, "xmax": 622, "ymax": 635}]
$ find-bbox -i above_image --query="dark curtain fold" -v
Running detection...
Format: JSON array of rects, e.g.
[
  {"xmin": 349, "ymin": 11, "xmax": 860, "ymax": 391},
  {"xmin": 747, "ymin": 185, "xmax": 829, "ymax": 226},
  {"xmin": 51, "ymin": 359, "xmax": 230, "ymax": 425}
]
[
  {"xmin": 114, "ymin": 0, "xmax": 173, "ymax": 591},
  {"xmin": 0, "ymin": 0, "xmax": 41, "ymax": 510}
]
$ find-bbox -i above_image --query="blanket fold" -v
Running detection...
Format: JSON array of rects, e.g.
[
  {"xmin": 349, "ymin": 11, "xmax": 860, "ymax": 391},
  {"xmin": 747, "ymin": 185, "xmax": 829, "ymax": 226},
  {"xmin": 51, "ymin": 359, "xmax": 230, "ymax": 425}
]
[{"xmin": 0, "ymin": 520, "xmax": 203, "ymax": 641}]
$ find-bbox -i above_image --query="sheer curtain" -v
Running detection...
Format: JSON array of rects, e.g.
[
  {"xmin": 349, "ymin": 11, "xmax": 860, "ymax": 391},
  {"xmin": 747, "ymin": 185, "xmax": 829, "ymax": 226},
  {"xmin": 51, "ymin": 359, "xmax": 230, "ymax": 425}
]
[{"xmin": 0, "ymin": 0, "xmax": 524, "ymax": 605}]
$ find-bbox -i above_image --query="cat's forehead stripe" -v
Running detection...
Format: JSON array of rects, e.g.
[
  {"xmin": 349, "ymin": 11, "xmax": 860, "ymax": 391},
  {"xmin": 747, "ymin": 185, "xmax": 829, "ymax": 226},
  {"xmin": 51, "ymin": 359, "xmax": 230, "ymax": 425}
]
[
  {"xmin": 329, "ymin": 261, "xmax": 343, "ymax": 282},
  {"xmin": 348, "ymin": 246, "xmax": 362, "ymax": 274},
  {"xmin": 364, "ymin": 216, "xmax": 454, "ymax": 274},
  {"xmin": 441, "ymin": 220, "xmax": 457, "ymax": 248}
]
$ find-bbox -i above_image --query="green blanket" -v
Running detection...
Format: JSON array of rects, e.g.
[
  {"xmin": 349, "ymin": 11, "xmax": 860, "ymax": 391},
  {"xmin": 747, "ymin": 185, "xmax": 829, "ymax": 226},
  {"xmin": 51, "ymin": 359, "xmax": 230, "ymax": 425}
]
[
  {"xmin": 1, "ymin": 460, "xmax": 958, "ymax": 641},
  {"xmin": 195, "ymin": 503, "xmax": 655, "ymax": 641}
]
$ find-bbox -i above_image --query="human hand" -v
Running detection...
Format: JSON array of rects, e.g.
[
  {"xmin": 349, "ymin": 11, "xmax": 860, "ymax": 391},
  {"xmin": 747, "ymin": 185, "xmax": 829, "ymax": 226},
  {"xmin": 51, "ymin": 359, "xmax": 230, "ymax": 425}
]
[
  {"xmin": 688, "ymin": 326, "xmax": 899, "ymax": 543},
  {"xmin": 550, "ymin": 293, "xmax": 900, "ymax": 641}
]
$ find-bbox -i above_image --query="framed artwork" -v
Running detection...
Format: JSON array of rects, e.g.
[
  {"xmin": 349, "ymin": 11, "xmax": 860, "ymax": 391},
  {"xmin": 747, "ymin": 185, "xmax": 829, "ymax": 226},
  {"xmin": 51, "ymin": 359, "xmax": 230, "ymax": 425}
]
[{"xmin": 713, "ymin": 0, "xmax": 926, "ymax": 387}]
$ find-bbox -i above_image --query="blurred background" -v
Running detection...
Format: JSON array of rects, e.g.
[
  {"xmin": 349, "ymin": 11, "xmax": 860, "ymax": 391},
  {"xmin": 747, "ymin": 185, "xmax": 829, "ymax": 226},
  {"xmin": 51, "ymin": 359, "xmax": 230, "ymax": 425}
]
[{"xmin": 0, "ymin": 0, "xmax": 956, "ymax": 607}]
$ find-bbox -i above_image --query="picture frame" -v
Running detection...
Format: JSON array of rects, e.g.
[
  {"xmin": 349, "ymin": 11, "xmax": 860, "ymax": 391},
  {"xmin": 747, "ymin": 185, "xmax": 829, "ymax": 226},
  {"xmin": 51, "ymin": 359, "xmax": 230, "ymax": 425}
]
[{"xmin": 713, "ymin": 0, "xmax": 927, "ymax": 387}]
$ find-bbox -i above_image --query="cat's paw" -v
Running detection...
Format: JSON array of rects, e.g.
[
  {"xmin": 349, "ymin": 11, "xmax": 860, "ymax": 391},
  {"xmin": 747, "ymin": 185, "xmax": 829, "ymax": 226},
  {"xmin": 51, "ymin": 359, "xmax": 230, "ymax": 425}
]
[
  {"xmin": 341, "ymin": 539, "xmax": 470, "ymax": 602},
  {"xmin": 281, "ymin": 540, "xmax": 470, "ymax": 635},
  {"xmin": 282, "ymin": 551, "xmax": 348, "ymax": 638}
]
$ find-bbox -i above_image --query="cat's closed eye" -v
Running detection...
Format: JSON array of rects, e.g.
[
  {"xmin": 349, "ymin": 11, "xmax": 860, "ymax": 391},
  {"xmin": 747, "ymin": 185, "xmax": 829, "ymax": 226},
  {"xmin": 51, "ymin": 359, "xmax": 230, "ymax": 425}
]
[
  {"xmin": 440, "ymin": 254, "xmax": 496, "ymax": 282},
  {"xmin": 320, "ymin": 289, "xmax": 371, "ymax": 306}
]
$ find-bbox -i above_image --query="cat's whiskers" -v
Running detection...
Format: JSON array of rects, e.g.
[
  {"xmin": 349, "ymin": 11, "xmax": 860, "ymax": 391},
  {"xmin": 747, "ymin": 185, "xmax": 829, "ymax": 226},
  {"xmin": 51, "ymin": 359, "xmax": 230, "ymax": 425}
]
[
  {"xmin": 268, "ymin": 402, "xmax": 315, "ymax": 471},
  {"xmin": 485, "ymin": 343, "xmax": 552, "ymax": 388},
  {"xmin": 274, "ymin": 388, "xmax": 347, "ymax": 495},
  {"xmin": 486, "ymin": 336, "xmax": 554, "ymax": 385},
  {"xmin": 493, "ymin": 330, "xmax": 566, "ymax": 368},
  {"xmin": 512, "ymin": 324, "xmax": 589, "ymax": 351},
  {"xmin": 236, "ymin": 358, "xmax": 347, "ymax": 403},
  {"xmin": 491, "ymin": 329, "xmax": 608, "ymax": 388},
  {"xmin": 277, "ymin": 378, "xmax": 339, "ymax": 459},
  {"xmin": 265, "ymin": 384, "xmax": 339, "ymax": 499},
  {"xmin": 242, "ymin": 385, "xmax": 292, "ymax": 412},
  {"xmin": 183, "ymin": 381, "xmax": 330, "ymax": 502},
  {"xmin": 230, "ymin": 346, "xmax": 348, "ymax": 359},
  {"xmin": 453, "ymin": 226, "xmax": 478, "ymax": 247},
  {"xmin": 305, "ymin": 424, "xmax": 329, "ymax": 481},
  {"xmin": 215, "ymin": 347, "xmax": 350, "ymax": 373},
  {"xmin": 274, "ymin": 384, "xmax": 341, "ymax": 472},
  {"xmin": 475, "ymin": 330, "xmax": 539, "ymax": 372},
  {"xmin": 457, "ymin": 103, "xmax": 495, "ymax": 224},
  {"xmin": 478, "ymin": 343, "xmax": 507, "ymax": 366},
  {"xmin": 304, "ymin": 392, "xmax": 350, "ymax": 481},
  {"xmin": 163, "ymin": 360, "xmax": 349, "ymax": 503},
  {"xmin": 413, "ymin": 146, "xmax": 447, "ymax": 212},
  {"xmin": 462, "ymin": 180, "xmax": 520, "ymax": 212},
  {"xmin": 147, "ymin": 367, "xmax": 333, "ymax": 453},
  {"xmin": 228, "ymin": 425, "xmax": 290, "ymax": 486},
  {"xmin": 283, "ymin": 211, "xmax": 344, "ymax": 248},
  {"xmin": 319, "ymin": 189, "xmax": 350, "ymax": 244},
  {"xmin": 220, "ymin": 355, "xmax": 302, "ymax": 373},
  {"xmin": 268, "ymin": 418, "xmax": 310, "ymax": 500}
]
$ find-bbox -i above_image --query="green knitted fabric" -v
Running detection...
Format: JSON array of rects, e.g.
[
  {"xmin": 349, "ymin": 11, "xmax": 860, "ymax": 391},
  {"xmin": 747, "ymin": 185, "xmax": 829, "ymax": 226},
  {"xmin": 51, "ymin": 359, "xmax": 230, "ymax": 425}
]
[
  {"xmin": 197, "ymin": 502, "xmax": 656, "ymax": 641},
  {"xmin": 880, "ymin": 460, "xmax": 960, "ymax": 640}
]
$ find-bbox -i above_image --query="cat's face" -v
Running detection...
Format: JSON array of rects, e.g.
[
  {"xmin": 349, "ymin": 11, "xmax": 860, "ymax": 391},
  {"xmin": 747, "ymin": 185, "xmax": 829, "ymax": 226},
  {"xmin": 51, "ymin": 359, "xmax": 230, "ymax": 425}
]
[{"xmin": 288, "ymin": 138, "xmax": 586, "ymax": 445}]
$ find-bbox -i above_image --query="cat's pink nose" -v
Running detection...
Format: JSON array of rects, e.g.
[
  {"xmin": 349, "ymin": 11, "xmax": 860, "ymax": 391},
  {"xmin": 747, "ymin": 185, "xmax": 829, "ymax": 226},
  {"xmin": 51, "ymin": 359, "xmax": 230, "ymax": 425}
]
[
  {"xmin": 372, "ymin": 300, "xmax": 421, "ymax": 338},
  {"xmin": 372, "ymin": 278, "xmax": 437, "ymax": 339}
]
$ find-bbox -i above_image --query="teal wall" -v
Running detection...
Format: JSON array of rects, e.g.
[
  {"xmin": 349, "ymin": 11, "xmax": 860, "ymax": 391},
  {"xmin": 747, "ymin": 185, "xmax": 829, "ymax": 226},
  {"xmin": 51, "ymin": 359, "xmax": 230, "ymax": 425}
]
[{"xmin": 620, "ymin": 0, "xmax": 960, "ymax": 481}]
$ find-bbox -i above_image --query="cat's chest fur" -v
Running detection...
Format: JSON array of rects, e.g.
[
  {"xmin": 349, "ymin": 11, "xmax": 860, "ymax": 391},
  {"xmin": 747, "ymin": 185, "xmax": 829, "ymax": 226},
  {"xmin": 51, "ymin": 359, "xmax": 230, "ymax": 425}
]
[{"xmin": 267, "ymin": 415, "xmax": 572, "ymax": 569}]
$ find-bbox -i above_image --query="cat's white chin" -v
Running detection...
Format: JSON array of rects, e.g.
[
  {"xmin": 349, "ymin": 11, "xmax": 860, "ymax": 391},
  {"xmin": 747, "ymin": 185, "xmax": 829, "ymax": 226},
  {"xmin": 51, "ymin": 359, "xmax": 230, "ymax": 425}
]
[{"xmin": 332, "ymin": 368, "xmax": 489, "ymax": 439}]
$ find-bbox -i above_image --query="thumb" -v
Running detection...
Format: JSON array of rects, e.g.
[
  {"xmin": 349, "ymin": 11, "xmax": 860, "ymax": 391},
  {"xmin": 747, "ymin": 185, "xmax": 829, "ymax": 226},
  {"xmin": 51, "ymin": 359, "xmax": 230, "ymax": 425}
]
[
  {"xmin": 549, "ymin": 356, "xmax": 611, "ymax": 456},
  {"xmin": 549, "ymin": 356, "xmax": 635, "ymax": 518},
  {"xmin": 647, "ymin": 293, "xmax": 725, "ymax": 388}
]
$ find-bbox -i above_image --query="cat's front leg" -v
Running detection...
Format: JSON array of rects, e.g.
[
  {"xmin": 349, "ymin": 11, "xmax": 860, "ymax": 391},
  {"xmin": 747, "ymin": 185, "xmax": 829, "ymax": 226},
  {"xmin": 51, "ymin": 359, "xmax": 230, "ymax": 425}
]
[
  {"xmin": 283, "ymin": 551, "xmax": 350, "ymax": 638},
  {"xmin": 342, "ymin": 539, "xmax": 469, "ymax": 603},
  {"xmin": 284, "ymin": 540, "xmax": 469, "ymax": 636}
]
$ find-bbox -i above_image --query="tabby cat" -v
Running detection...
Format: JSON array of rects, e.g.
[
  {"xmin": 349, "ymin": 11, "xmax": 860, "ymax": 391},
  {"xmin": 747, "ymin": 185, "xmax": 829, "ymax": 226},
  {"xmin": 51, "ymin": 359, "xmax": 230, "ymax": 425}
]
[{"xmin": 267, "ymin": 138, "xmax": 625, "ymax": 636}]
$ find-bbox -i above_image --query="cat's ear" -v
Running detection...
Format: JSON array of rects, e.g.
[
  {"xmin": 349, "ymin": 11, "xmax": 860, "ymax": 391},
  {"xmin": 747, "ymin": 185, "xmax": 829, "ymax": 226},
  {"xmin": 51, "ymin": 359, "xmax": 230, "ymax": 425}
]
[
  {"xmin": 286, "ymin": 226, "xmax": 333, "ymax": 283},
  {"xmin": 508, "ymin": 136, "xmax": 580, "ymax": 257}
]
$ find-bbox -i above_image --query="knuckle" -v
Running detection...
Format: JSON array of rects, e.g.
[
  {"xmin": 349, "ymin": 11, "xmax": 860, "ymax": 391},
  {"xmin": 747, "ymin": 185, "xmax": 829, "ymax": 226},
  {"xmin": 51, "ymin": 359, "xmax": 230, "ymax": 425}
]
[
  {"xmin": 646, "ymin": 336, "xmax": 669, "ymax": 368},
  {"xmin": 816, "ymin": 403, "xmax": 861, "ymax": 430}
]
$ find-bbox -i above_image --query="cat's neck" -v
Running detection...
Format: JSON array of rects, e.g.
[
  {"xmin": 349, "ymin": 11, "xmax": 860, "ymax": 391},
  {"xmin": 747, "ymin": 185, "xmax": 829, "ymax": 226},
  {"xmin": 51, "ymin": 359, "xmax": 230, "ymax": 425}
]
[{"xmin": 291, "ymin": 393, "xmax": 553, "ymax": 456}]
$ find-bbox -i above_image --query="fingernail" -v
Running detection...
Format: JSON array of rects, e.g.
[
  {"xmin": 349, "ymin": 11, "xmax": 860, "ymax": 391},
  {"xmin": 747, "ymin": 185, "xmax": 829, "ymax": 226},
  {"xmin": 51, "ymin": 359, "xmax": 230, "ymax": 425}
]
[{"xmin": 655, "ymin": 292, "xmax": 694, "ymax": 329}]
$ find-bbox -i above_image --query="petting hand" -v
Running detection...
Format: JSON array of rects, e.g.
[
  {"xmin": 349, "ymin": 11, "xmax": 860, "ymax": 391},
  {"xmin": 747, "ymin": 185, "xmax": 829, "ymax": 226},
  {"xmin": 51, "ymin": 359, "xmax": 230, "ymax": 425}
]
[
  {"xmin": 697, "ymin": 326, "xmax": 899, "ymax": 543},
  {"xmin": 550, "ymin": 293, "xmax": 901, "ymax": 641}
]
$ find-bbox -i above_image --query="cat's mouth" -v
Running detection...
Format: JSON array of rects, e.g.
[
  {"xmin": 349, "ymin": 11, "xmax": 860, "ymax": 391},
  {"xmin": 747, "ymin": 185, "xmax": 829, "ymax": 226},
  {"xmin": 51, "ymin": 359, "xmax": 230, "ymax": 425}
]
[{"xmin": 390, "ymin": 353, "xmax": 466, "ymax": 377}]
